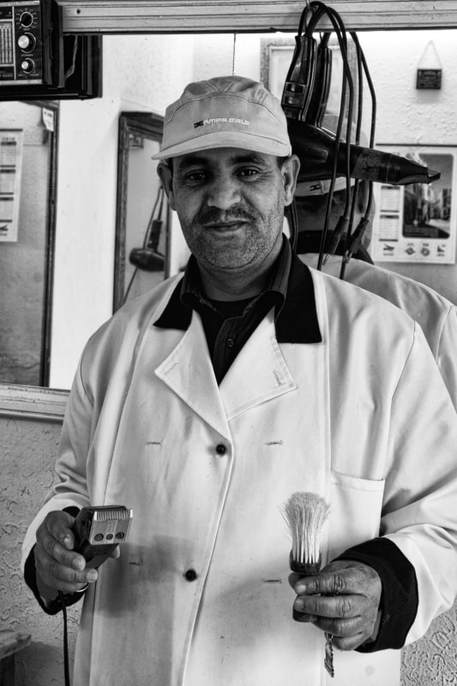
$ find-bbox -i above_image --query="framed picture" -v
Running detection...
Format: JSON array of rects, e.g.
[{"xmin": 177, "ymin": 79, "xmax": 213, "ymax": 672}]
[
  {"xmin": 260, "ymin": 38, "xmax": 295, "ymax": 99},
  {"xmin": 260, "ymin": 35, "xmax": 359, "ymax": 136},
  {"xmin": 371, "ymin": 146, "xmax": 456, "ymax": 263}
]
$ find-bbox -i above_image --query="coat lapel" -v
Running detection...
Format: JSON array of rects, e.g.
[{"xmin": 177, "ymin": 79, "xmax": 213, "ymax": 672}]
[
  {"xmin": 154, "ymin": 311, "xmax": 230, "ymax": 440},
  {"xmin": 219, "ymin": 310, "xmax": 297, "ymax": 420}
]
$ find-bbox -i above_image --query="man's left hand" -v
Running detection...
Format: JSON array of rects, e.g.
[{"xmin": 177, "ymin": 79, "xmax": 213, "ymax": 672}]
[{"xmin": 290, "ymin": 560, "xmax": 382, "ymax": 651}]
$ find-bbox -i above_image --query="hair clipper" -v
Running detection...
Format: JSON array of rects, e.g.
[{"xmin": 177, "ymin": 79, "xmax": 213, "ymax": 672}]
[{"xmin": 73, "ymin": 505, "xmax": 133, "ymax": 569}]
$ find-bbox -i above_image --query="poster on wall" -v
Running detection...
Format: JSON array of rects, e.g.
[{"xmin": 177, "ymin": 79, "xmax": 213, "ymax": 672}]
[
  {"xmin": 0, "ymin": 129, "xmax": 24, "ymax": 243},
  {"xmin": 372, "ymin": 146, "xmax": 456, "ymax": 264}
]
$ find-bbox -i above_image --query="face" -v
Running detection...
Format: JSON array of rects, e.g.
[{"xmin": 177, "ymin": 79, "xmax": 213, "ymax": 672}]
[
  {"xmin": 295, "ymin": 184, "xmax": 373, "ymax": 251},
  {"xmin": 159, "ymin": 148, "xmax": 299, "ymax": 285},
  {"xmin": 295, "ymin": 192, "xmax": 346, "ymax": 233}
]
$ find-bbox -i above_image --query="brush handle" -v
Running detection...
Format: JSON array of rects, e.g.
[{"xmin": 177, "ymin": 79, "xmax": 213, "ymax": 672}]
[{"xmin": 289, "ymin": 551, "xmax": 335, "ymax": 678}]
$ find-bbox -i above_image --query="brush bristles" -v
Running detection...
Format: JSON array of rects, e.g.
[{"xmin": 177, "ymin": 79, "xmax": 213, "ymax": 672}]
[{"xmin": 283, "ymin": 492, "xmax": 330, "ymax": 567}]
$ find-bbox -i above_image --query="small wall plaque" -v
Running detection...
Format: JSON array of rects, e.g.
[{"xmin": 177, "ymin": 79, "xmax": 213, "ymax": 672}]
[
  {"xmin": 416, "ymin": 41, "xmax": 442, "ymax": 90},
  {"xmin": 416, "ymin": 69, "xmax": 442, "ymax": 90}
]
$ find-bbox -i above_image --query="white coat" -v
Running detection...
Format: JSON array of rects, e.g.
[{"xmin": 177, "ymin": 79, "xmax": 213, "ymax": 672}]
[
  {"xmin": 22, "ymin": 266, "xmax": 457, "ymax": 686},
  {"xmin": 301, "ymin": 253, "xmax": 457, "ymax": 408}
]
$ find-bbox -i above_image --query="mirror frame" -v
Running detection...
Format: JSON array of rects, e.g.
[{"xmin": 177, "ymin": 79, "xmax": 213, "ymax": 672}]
[{"xmin": 0, "ymin": 383, "xmax": 67, "ymax": 420}]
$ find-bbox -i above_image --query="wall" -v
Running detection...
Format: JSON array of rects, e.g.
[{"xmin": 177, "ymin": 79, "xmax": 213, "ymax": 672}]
[
  {"xmin": 0, "ymin": 411, "xmax": 80, "ymax": 686},
  {"xmin": 359, "ymin": 30, "xmax": 457, "ymax": 303}
]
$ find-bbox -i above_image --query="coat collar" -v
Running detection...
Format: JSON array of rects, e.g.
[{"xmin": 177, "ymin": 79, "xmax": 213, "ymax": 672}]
[{"xmin": 154, "ymin": 244, "xmax": 322, "ymax": 345}]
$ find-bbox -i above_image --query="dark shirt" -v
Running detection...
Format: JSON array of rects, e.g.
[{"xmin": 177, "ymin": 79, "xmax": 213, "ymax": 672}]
[
  {"xmin": 25, "ymin": 237, "xmax": 418, "ymax": 651},
  {"xmin": 155, "ymin": 236, "xmax": 320, "ymax": 383}
]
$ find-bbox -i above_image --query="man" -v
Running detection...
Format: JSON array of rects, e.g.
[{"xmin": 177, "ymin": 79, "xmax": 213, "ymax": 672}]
[
  {"xmin": 22, "ymin": 76, "xmax": 457, "ymax": 686},
  {"xmin": 295, "ymin": 180, "xmax": 457, "ymax": 408}
]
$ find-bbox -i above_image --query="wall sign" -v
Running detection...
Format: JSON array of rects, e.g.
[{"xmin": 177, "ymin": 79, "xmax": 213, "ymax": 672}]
[
  {"xmin": 416, "ymin": 68, "xmax": 442, "ymax": 89},
  {"xmin": 372, "ymin": 146, "xmax": 456, "ymax": 264},
  {"xmin": 0, "ymin": 129, "xmax": 23, "ymax": 242},
  {"xmin": 416, "ymin": 40, "xmax": 442, "ymax": 90}
]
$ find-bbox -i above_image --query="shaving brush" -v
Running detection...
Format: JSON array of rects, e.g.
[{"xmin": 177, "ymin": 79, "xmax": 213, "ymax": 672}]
[
  {"xmin": 283, "ymin": 491, "xmax": 335, "ymax": 678},
  {"xmin": 283, "ymin": 491, "xmax": 329, "ymax": 575}
]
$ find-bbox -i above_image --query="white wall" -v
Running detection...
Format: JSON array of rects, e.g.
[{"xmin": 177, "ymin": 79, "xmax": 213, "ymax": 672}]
[
  {"xmin": 359, "ymin": 30, "xmax": 457, "ymax": 301},
  {"xmin": 359, "ymin": 30, "xmax": 457, "ymax": 146}
]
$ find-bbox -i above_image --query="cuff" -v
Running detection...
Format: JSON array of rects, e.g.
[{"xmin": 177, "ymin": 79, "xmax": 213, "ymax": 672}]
[
  {"xmin": 23, "ymin": 506, "xmax": 86, "ymax": 615},
  {"xmin": 336, "ymin": 537, "xmax": 418, "ymax": 651}
]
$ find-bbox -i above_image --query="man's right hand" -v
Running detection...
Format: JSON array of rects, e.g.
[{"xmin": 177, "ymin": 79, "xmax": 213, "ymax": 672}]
[{"xmin": 34, "ymin": 510, "xmax": 98, "ymax": 602}]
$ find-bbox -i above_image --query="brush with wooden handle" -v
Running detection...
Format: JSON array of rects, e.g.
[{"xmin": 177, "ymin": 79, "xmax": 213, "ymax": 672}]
[{"xmin": 283, "ymin": 491, "xmax": 334, "ymax": 678}]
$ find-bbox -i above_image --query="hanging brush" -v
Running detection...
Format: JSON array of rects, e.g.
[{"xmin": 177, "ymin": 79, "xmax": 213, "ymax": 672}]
[{"xmin": 283, "ymin": 491, "xmax": 335, "ymax": 678}]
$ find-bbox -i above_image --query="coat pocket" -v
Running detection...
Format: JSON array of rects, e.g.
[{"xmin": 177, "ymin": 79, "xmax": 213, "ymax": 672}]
[{"xmin": 329, "ymin": 471, "xmax": 386, "ymax": 559}]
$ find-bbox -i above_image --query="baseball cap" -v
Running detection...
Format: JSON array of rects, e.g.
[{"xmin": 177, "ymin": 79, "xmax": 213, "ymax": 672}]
[{"xmin": 153, "ymin": 75, "xmax": 292, "ymax": 160}]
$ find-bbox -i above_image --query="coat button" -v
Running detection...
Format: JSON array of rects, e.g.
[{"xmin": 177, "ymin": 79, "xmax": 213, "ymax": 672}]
[
  {"xmin": 184, "ymin": 569, "xmax": 198, "ymax": 582},
  {"xmin": 215, "ymin": 443, "xmax": 227, "ymax": 456}
]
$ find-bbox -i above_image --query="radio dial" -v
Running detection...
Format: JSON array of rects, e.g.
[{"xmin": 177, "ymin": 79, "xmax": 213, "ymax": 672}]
[
  {"xmin": 20, "ymin": 58, "xmax": 35, "ymax": 74},
  {"xmin": 19, "ymin": 11, "xmax": 34, "ymax": 28},
  {"xmin": 17, "ymin": 33, "xmax": 36, "ymax": 52}
]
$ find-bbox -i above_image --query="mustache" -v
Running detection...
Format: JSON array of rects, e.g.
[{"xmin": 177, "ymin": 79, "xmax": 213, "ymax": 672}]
[{"xmin": 195, "ymin": 206, "xmax": 258, "ymax": 225}]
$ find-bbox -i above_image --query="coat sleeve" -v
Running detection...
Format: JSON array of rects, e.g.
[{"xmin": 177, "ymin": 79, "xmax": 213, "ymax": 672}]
[
  {"xmin": 436, "ymin": 304, "xmax": 457, "ymax": 412},
  {"xmin": 381, "ymin": 321, "xmax": 457, "ymax": 645},
  {"xmin": 21, "ymin": 281, "xmax": 174, "ymax": 575},
  {"xmin": 21, "ymin": 361, "xmax": 94, "ymax": 572}
]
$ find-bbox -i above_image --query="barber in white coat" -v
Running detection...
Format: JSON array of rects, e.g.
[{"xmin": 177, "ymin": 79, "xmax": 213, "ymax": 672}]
[
  {"xmin": 295, "ymin": 180, "xmax": 457, "ymax": 408},
  {"xmin": 22, "ymin": 76, "xmax": 457, "ymax": 686}
]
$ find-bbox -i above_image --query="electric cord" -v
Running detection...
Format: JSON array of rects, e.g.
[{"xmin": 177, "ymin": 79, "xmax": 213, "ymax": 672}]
[
  {"xmin": 340, "ymin": 32, "xmax": 366, "ymax": 278},
  {"xmin": 340, "ymin": 31, "xmax": 377, "ymax": 278},
  {"xmin": 285, "ymin": 1, "xmax": 379, "ymax": 275},
  {"xmin": 122, "ymin": 184, "xmax": 165, "ymax": 305},
  {"xmin": 62, "ymin": 601, "xmax": 71, "ymax": 686},
  {"xmin": 64, "ymin": 36, "xmax": 78, "ymax": 80},
  {"xmin": 59, "ymin": 587, "xmax": 88, "ymax": 685},
  {"xmin": 281, "ymin": 1, "xmax": 352, "ymax": 266},
  {"xmin": 311, "ymin": 3, "xmax": 354, "ymax": 269},
  {"xmin": 288, "ymin": 199, "xmax": 299, "ymax": 254}
]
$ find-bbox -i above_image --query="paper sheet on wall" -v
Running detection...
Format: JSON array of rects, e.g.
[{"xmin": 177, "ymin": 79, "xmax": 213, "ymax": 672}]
[
  {"xmin": 0, "ymin": 129, "xmax": 24, "ymax": 242},
  {"xmin": 372, "ymin": 146, "xmax": 456, "ymax": 264}
]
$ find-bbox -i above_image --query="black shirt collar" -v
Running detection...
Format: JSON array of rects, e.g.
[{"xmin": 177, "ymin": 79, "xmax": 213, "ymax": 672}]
[{"xmin": 154, "ymin": 238, "xmax": 321, "ymax": 344}]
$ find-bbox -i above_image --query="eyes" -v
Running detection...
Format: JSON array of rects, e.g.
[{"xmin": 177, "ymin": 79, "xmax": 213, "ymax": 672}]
[{"xmin": 179, "ymin": 166, "xmax": 265, "ymax": 187}]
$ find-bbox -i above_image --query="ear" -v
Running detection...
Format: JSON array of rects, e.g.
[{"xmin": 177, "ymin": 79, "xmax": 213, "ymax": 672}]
[
  {"xmin": 157, "ymin": 161, "xmax": 176, "ymax": 210},
  {"xmin": 281, "ymin": 154, "xmax": 301, "ymax": 206}
]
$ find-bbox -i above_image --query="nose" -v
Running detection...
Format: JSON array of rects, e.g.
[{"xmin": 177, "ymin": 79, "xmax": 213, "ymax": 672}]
[{"xmin": 206, "ymin": 174, "xmax": 241, "ymax": 210}]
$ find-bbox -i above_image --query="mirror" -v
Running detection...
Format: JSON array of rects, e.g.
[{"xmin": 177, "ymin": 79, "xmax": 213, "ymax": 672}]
[
  {"xmin": 0, "ymin": 100, "xmax": 58, "ymax": 386},
  {"xmin": 113, "ymin": 111, "xmax": 166, "ymax": 310},
  {"xmin": 2, "ymin": 21, "xmax": 457, "ymax": 686},
  {"xmin": 0, "ymin": 29, "xmax": 456, "ymax": 391}
]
